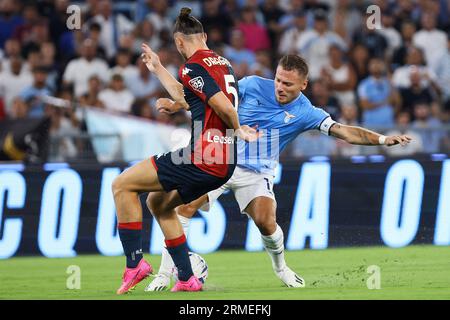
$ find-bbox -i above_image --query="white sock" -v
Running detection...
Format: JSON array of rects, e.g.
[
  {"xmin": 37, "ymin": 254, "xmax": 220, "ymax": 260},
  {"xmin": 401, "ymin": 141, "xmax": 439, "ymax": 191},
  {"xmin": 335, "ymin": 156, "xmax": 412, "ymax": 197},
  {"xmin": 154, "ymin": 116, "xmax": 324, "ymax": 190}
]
[
  {"xmin": 261, "ymin": 224, "xmax": 287, "ymax": 273},
  {"xmin": 158, "ymin": 247, "xmax": 175, "ymax": 277},
  {"xmin": 158, "ymin": 214, "xmax": 191, "ymax": 277},
  {"xmin": 177, "ymin": 214, "xmax": 191, "ymax": 236}
]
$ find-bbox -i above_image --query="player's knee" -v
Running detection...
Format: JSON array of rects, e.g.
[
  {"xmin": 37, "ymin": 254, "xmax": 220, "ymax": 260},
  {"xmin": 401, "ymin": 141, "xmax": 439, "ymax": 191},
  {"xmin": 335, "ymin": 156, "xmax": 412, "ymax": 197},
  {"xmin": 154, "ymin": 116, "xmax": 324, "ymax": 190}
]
[
  {"xmin": 254, "ymin": 214, "xmax": 277, "ymax": 235},
  {"xmin": 147, "ymin": 199, "xmax": 160, "ymax": 216},
  {"xmin": 176, "ymin": 203, "xmax": 196, "ymax": 217},
  {"xmin": 146, "ymin": 194, "xmax": 164, "ymax": 217},
  {"xmin": 111, "ymin": 175, "xmax": 126, "ymax": 198}
]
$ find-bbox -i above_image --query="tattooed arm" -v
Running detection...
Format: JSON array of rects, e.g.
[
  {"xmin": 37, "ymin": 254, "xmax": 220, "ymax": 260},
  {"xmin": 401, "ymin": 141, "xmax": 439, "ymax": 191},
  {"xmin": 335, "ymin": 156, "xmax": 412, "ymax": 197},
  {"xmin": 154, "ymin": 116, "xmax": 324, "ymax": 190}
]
[{"xmin": 329, "ymin": 123, "xmax": 412, "ymax": 146}]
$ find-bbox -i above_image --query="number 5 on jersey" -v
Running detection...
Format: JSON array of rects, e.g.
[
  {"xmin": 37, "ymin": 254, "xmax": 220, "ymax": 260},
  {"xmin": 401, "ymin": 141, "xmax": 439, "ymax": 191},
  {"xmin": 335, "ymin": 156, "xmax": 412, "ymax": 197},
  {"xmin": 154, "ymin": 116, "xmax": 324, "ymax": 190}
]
[{"xmin": 225, "ymin": 74, "xmax": 238, "ymax": 110}]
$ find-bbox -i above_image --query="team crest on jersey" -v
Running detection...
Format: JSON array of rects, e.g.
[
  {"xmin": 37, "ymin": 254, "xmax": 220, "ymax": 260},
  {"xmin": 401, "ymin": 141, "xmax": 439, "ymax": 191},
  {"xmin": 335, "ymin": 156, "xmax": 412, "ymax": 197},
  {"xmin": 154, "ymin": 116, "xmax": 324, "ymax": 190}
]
[
  {"xmin": 284, "ymin": 111, "xmax": 296, "ymax": 123},
  {"xmin": 189, "ymin": 76, "xmax": 204, "ymax": 93},
  {"xmin": 182, "ymin": 67, "xmax": 192, "ymax": 76}
]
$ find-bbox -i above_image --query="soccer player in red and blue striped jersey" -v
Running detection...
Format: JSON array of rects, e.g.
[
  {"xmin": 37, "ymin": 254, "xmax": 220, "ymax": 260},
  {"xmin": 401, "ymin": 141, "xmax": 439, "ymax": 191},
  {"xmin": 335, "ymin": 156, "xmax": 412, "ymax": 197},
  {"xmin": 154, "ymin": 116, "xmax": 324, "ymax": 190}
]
[{"xmin": 113, "ymin": 7, "xmax": 259, "ymax": 294}]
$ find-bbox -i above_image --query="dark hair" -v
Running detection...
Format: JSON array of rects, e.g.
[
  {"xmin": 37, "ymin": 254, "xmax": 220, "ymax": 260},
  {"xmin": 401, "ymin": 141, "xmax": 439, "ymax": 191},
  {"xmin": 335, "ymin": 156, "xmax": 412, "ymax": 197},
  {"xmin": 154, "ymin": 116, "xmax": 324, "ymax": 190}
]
[
  {"xmin": 131, "ymin": 98, "xmax": 150, "ymax": 117},
  {"xmin": 117, "ymin": 47, "xmax": 131, "ymax": 55},
  {"xmin": 32, "ymin": 65, "xmax": 50, "ymax": 74},
  {"xmin": 89, "ymin": 22, "xmax": 102, "ymax": 32},
  {"xmin": 173, "ymin": 7, "xmax": 204, "ymax": 35},
  {"xmin": 111, "ymin": 73, "xmax": 124, "ymax": 81},
  {"xmin": 278, "ymin": 55, "xmax": 309, "ymax": 78}
]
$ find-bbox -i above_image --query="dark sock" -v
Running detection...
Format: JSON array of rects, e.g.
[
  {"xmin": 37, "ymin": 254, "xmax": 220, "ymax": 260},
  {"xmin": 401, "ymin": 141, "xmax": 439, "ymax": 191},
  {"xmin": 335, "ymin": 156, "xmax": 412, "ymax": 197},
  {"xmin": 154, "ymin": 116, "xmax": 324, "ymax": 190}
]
[
  {"xmin": 118, "ymin": 222, "xmax": 143, "ymax": 268},
  {"xmin": 165, "ymin": 234, "xmax": 193, "ymax": 281}
]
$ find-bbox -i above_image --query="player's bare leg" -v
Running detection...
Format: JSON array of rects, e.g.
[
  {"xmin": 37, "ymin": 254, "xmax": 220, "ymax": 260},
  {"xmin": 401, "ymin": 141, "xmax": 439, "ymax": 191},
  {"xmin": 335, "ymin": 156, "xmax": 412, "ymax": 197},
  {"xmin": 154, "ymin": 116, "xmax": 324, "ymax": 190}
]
[
  {"xmin": 147, "ymin": 191, "xmax": 202, "ymax": 292},
  {"xmin": 245, "ymin": 196, "xmax": 305, "ymax": 288},
  {"xmin": 244, "ymin": 196, "xmax": 277, "ymax": 235},
  {"xmin": 113, "ymin": 159, "xmax": 165, "ymax": 223},
  {"xmin": 112, "ymin": 158, "xmax": 165, "ymax": 294},
  {"xmin": 176, "ymin": 194, "xmax": 209, "ymax": 217},
  {"xmin": 147, "ymin": 190, "xmax": 185, "ymax": 239},
  {"xmin": 145, "ymin": 194, "xmax": 207, "ymax": 291}
]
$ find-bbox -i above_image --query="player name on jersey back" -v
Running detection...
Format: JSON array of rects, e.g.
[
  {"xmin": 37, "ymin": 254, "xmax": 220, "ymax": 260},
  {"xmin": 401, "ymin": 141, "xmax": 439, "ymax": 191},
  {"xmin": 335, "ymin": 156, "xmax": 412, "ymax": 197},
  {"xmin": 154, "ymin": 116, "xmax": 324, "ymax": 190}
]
[{"xmin": 202, "ymin": 56, "xmax": 232, "ymax": 67}]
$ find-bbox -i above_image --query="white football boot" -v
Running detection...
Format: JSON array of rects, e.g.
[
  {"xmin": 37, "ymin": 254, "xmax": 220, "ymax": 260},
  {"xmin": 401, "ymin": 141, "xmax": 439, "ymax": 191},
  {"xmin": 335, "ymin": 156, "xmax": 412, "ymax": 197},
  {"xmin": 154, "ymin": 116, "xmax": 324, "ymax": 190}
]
[
  {"xmin": 145, "ymin": 273, "xmax": 171, "ymax": 292},
  {"xmin": 275, "ymin": 266, "xmax": 305, "ymax": 288}
]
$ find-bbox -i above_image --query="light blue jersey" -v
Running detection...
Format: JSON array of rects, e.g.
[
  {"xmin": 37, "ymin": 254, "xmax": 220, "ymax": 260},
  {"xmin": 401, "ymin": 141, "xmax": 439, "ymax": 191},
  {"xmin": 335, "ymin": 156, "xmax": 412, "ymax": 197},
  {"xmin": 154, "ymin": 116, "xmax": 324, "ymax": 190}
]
[{"xmin": 237, "ymin": 76, "xmax": 333, "ymax": 175}]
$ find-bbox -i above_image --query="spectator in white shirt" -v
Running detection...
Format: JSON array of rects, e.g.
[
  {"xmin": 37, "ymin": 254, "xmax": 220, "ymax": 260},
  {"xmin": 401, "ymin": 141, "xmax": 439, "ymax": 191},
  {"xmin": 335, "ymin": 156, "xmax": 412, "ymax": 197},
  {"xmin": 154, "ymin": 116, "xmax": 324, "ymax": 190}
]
[
  {"xmin": 0, "ymin": 55, "xmax": 33, "ymax": 117},
  {"xmin": 298, "ymin": 9, "xmax": 346, "ymax": 81},
  {"xmin": 86, "ymin": 22, "xmax": 108, "ymax": 60},
  {"xmin": 63, "ymin": 39, "xmax": 110, "ymax": 98},
  {"xmin": 392, "ymin": 20, "xmax": 417, "ymax": 69},
  {"xmin": 109, "ymin": 47, "xmax": 138, "ymax": 81},
  {"xmin": 99, "ymin": 73, "xmax": 134, "ymax": 114},
  {"xmin": 412, "ymin": 11, "xmax": 447, "ymax": 70},
  {"xmin": 377, "ymin": 12, "xmax": 402, "ymax": 60},
  {"xmin": 87, "ymin": 0, "xmax": 135, "ymax": 60},
  {"xmin": 392, "ymin": 46, "xmax": 438, "ymax": 89},
  {"xmin": 329, "ymin": 0, "xmax": 363, "ymax": 45},
  {"xmin": 278, "ymin": 9, "xmax": 307, "ymax": 55},
  {"xmin": 146, "ymin": 0, "xmax": 172, "ymax": 36},
  {"xmin": 321, "ymin": 44, "xmax": 357, "ymax": 106},
  {"xmin": 1, "ymin": 38, "xmax": 24, "ymax": 73},
  {"xmin": 125, "ymin": 58, "xmax": 163, "ymax": 109}
]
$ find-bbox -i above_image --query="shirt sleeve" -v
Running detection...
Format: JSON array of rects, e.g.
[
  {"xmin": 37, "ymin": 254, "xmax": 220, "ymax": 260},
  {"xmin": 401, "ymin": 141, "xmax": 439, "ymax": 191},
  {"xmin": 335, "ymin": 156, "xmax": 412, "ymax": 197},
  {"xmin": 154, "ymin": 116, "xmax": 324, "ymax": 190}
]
[
  {"xmin": 19, "ymin": 88, "xmax": 32, "ymax": 100},
  {"xmin": 308, "ymin": 105, "xmax": 336, "ymax": 135},
  {"xmin": 329, "ymin": 33, "xmax": 347, "ymax": 51},
  {"xmin": 63, "ymin": 61, "xmax": 75, "ymax": 83},
  {"xmin": 181, "ymin": 62, "xmax": 221, "ymax": 103}
]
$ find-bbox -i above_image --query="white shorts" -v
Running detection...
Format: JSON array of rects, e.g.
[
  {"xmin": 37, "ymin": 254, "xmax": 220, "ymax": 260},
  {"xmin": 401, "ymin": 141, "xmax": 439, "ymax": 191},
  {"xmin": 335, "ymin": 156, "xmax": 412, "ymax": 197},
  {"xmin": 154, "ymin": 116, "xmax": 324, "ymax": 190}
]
[{"xmin": 200, "ymin": 166, "xmax": 276, "ymax": 215}]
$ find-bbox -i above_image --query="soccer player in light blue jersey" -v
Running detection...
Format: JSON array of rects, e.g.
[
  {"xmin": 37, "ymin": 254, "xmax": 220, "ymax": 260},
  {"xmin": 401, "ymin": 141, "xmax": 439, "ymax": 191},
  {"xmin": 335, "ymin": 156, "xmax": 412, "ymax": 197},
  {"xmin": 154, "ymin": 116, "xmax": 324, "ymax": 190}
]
[{"xmin": 145, "ymin": 54, "xmax": 412, "ymax": 291}]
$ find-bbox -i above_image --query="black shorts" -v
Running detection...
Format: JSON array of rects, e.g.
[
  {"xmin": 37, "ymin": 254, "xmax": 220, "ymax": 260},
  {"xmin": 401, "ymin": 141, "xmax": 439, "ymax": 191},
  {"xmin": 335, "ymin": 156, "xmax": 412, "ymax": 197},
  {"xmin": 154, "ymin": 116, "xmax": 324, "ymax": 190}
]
[{"xmin": 151, "ymin": 148, "xmax": 235, "ymax": 204}]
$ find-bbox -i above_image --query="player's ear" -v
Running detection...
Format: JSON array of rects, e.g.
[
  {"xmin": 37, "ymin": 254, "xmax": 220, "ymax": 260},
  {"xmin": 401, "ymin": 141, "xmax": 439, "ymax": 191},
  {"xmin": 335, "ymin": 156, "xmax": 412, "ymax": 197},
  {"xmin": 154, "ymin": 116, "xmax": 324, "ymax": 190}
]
[
  {"xmin": 174, "ymin": 34, "xmax": 183, "ymax": 49},
  {"xmin": 300, "ymin": 78, "xmax": 308, "ymax": 91},
  {"xmin": 202, "ymin": 32, "xmax": 207, "ymax": 43}
]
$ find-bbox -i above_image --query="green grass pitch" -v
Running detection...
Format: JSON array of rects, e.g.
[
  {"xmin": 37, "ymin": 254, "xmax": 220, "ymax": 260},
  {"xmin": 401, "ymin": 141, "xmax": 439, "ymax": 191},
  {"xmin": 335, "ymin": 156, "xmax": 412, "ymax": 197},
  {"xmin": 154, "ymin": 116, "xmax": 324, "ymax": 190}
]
[{"xmin": 1, "ymin": 245, "xmax": 449, "ymax": 300}]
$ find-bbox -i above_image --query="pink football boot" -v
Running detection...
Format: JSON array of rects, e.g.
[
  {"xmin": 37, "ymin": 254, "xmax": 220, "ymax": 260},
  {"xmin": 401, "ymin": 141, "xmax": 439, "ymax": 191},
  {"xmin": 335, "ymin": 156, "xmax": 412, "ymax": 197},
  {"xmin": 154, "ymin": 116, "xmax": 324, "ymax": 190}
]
[
  {"xmin": 171, "ymin": 275, "xmax": 203, "ymax": 292},
  {"xmin": 116, "ymin": 259, "xmax": 153, "ymax": 294}
]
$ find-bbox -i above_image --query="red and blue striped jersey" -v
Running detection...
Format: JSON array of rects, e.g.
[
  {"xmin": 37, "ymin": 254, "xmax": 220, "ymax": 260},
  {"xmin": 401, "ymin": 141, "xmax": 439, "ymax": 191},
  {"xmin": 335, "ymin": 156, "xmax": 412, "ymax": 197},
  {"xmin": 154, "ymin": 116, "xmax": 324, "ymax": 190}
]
[{"xmin": 179, "ymin": 49, "xmax": 238, "ymax": 178}]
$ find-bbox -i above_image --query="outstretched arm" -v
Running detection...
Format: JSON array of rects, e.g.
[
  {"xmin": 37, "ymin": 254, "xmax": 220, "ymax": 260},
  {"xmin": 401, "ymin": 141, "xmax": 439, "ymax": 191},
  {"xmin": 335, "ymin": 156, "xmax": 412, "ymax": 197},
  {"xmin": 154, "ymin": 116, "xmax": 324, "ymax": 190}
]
[
  {"xmin": 329, "ymin": 123, "xmax": 411, "ymax": 146},
  {"xmin": 141, "ymin": 43, "xmax": 189, "ymax": 109}
]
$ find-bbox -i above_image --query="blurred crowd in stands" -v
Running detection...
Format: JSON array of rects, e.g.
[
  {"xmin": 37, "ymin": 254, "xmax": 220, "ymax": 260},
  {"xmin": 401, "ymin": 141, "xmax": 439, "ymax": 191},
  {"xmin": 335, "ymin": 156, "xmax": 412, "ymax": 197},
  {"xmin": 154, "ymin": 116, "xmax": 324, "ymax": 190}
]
[{"xmin": 0, "ymin": 0, "xmax": 449, "ymax": 160}]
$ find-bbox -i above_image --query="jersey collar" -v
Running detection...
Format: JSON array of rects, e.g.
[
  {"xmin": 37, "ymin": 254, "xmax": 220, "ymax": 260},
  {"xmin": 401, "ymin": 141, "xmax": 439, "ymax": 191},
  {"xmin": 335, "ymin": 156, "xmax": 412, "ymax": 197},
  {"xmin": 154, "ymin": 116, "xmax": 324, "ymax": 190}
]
[
  {"xmin": 187, "ymin": 49, "xmax": 212, "ymax": 62},
  {"xmin": 279, "ymin": 92, "xmax": 303, "ymax": 108}
]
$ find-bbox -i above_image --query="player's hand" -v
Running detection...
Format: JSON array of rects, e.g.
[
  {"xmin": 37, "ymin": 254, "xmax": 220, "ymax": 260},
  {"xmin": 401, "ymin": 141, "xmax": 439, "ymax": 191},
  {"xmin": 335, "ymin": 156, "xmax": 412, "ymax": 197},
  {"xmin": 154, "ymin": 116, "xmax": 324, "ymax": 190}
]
[
  {"xmin": 141, "ymin": 43, "xmax": 161, "ymax": 73},
  {"xmin": 385, "ymin": 135, "xmax": 412, "ymax": 146},
  {"xmin": 235, "ymin": 125, "xmax": 263, "ymax": 142},
  {"xmin": 156, "ymin": 98, "xmax": 176, "ymax": 114}
]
